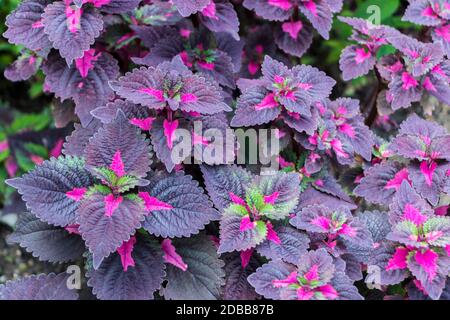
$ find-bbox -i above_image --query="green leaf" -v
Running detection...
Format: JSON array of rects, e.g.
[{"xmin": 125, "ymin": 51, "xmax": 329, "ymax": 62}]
[
  {"xmin": 376, "ymin": 45, "xmax": 397, "ymax": 59},
  {"xmin": 246, "ymin": 188, "xmax": 265, "ymax": 212},
  {"xmin": 355, "ymin": 0, "xmax": 400, "ymax": 22},
  {"xmin": 23, "ymin": 143, "xmax": 48, "ymax": 158},
  {"xmin": 9, "ymin": 110, "xmax": 51, "ymax": 134},
  {"xmin": 15, "ymin": 150, "xmax": 35, "ymax": 172}
]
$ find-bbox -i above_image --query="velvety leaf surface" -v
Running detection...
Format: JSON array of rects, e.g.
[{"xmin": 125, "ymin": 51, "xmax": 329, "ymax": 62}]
[
  {"xmin": 85, "ymin": 110, "xmax": 152, "ymax": 179},
  {"xmin": 222, "ymin": 252, "xmax": 260, "ymax": 300},
  {"xmin": 63, "ymin": 121, "xmax": 101, "ymax": 157},
  {"xmin": 162, "ymin": 235, "xmax": 225, "ymax": 300},
  {"xmin": 256, "ymin": 225, "xmax": 310, "ymax": 264},
  {"xmin": 43, "ymin": 2, "xmax": 104, "ymax": 64},
  {"xmin": 3, "ymin": 0, "xmax": 52, "ymax": 57},
  {"xmin": 7, "ymin": 211, "xmax": 85, "ymax": 263},
  {"xmin": 6, "ymin": 156, "xmax": 94, "ymax": 227},
  {"xmin": 77, "ymin": 193, "xmax": 146, "ymax": 269},
  {"xmin": 141, "ymin": 171, "xmax": 220, "ymax": 238},
  {"xmin": 247, "ymin": 260, "xmax": 295, "ymax": 300},
  {"xmin": 201, "ymin": 165, "xmax": 252, "ymax": 211},
  {"xmin": 42, "ymin": 51, "xmax": 119, "ymax": 126},
  {"xmin": 0, "ymin": 273, "xmax": 78, "ymax": 300},
  {"xmin": 87, "ymin": 235, "xmax": 165, "ymax": 300}
]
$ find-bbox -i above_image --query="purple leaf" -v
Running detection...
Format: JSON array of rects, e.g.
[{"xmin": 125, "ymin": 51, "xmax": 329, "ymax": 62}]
[
  {"xmin": 95, "ymin": 0, "xmax": 142, "ymax": 14},
  {"xmin": 149, "ymin": 117, "xmax": 190, "ymax": 173},
  {"xmin": 389, "ymin": 181, "xmax": 433, "ymax": 226},
  {"xmin": 222, "ymin": 252, "xmax": 260, "ymax": 300},
  {"xmin": 199, "ymin": 1, "xmax": 240, "ymax": 40},
  {"xmin": 218, "ymin": 213, "xmax": 268, "ymax": 253},
  {"xmin": 299, "ymin": 187, "xmax": 357, "ymax": 210},
  {"xmin": 275, "ymin": 21, "xmax": 314, "ymax": 58},
  {"xmin": 354, "ymin": 161, "xmax": 408, "ymax": 205},
  {"xmin": 231, "ymin": 86, "xmax": 281, "ymax": 127},
  {"xmin": 173, "ymin": 0, "xmax": 210, "ymax": 17},
  {"xmin": 0, "ymin": 273, "xmax": 78, "ymax": 300},
  {"xmin": 7, "ymin": 211, "xmax": 85, "ymax": 263},
  {"xmin": 331, "ymin": 258, "xmax": 364, "ymax": 300},
  {"xmin": 42, "ymin": 51, "xmax": 119, "ymax": 126},
  {"xmin": 407, "ymin": 251, "xmax": 450, "ymax": 300},
  {"xmin": 299, "ymin": 0, "xmax": 333, "ymax": 39},
  {"xmin": 243, "ymin": 0, "xmax": 292, "ymax": 21},
  {"xmin": 253, "ymin": 171, "xmax": 300, "ymax": 220},
  {"xmin": 161, "ymin": 235, "xmax": 225, "ymax": 300},
  {"xmin": 42, "ymin": 1, "xmax": 104, "ymax": 65},
  {"xmin": 62, "ymin": 121, "xmax": 101, "ymax": 157},
  {"xmin": 6, "ymin": 156, "xmax": 94, "ymax": 227},
  {"xmin": 339, "ymin": 45, "xmax": 376, "ymax": 81},
  {"xmin": 403, "ymin": 0, "xmax": 443, "ymax": 26},
  {"xmin": 3, "ymin": 0, "xmax": 52, "ymax": 57},
  {"xmin": 256, "ymin": 225, "xmax": 310, "ymax": 264},
  {"xmin": 85, "ymin": 110, "xmax": 152, "ymax": 179},
  {"xmin": 77, "ymin": 193, "xmax": 146, "ymax": 269},
  {"xmin": 87, "ymin": 235, "xmax": 165, "ymax": 300},
  {"xmin": 140, "ymin": 171, "xmax": 220, "ymax": 238},
  {"xmin": 91, "ymin": 99, "xmax": 155, "ymax": 125},
  {"xmin": 367, "ymin": 241, "xmax": 409, "ymax": 285},
  {"xmin": 409, "ymin": 162, "xmax": 446, "ymax": 206},
  {"xmin": 4, "ymin": 55, "xmax": 40, "ymax": 82},
  {"xmin": 200, "ymin": 165, "xmax": 253, "ymax": 211},
  {"xmin": 247, "ymin": 260, "xmax": 295, "ymax": 300}
]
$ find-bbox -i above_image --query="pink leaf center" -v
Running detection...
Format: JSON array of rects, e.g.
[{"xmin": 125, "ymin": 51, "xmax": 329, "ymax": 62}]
[
  {"xmin": 281, "ymin": 21, "xmax": 303, "ymax": 40},
  {"xmin": 420, "ymin": 160, "xmax": 437, "ymax": 186},
  {"xmin": 162, "ymin": 239, "xmax": 188, "ymax": 271},
  {"xmin": 50, "ymin": 138, "xmax": 64, "ymax": 158},
  {"xmin": 272, "ymin": 271, "xmax": 298, "ymax": 288},
  {"xmin": 385, "ymin": 168, "xmax": 410, "ymax": 190},
  {"xmin": 401, "ymin": 72, "xmax": 419, "ymax": 90},
  {"xmin": 303, "ymin": 0, "xmax": 318, "ymax": 16},
  {"xmin": 268, "ymin": 0, "xmax": 293, "ymax": 11},
  {"xmin": 65, "ymin": 5, "xmax": 83, "ymax": 34},
  {"xmin": 240, "ymin": 215, "xmax": 256, "ymax": 232},
  {"xmin": 110, "ymin": 150, "xmax": 125, "ymax": 177},
  {"xmin": 255, "ymin": 93, "xmax": 278, "ymax": 110},
  {"xmin": 104, "ymin": 194, "xmax": 123, "ymax": 217},
  {"xmin": 66, "ymin": 187, "xmax": 87, "ymax": 201},
  {"xmin": 117, "ymin": 236, "xmax": 136, "ymax": 272},
  {"xmin": 139, "ymin": 87, "xmax": 165, "ymax": 102},
  {"xmin": 415, "ymin": 249, "xmax": 438, "ymax": 281},
  {"xmin": 240, "ymin": 249, "xmax": 253, "ymax": 269},
  {"xmin": 355, "ymin": 47, "xmax": 371, "ymax": 64},
  {"xmin": 181, "ymin": 93, "xmax": 198, "ymax": 104},
  {"xmin": 403, "ymin": 203, "xmax": 428, "ymax": 226},
  {"xmin": 266, "ymin": 222, "xmax": 281, "ymax": 244},
  {"xmin": 129, "ymin": 117, "xmax": 155, "ymax": 131},
  {"xmin": 386, "ymin": 247, "xmax": 409, "ymax": 271},
  {"xmin": 138, "ymin": 192, "xmax": 173, "ymax": 212},
  {"xmin": 304, "ymin": 264, "xmax": 319, "ymax": 281},
  {"xmin": 201, "ymin": 1, "xmax": 218, "ymax": 19},
  {"xmin": 264, "ymin": 191, "xmax": 279, "ymax": 205},
  {"xmin": 163, "ymin": 119, "xmax": 179, "ymax": 150},
  {"xmin": 229, "ymin": 192, "xmax": 247, "ymax": 206},
  {"xmin": 75, "ymin": 49, "xmax": 100, "ymax": 78}
]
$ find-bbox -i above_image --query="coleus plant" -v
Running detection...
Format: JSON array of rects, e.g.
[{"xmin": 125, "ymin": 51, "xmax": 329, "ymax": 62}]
[
  {"xmin": 339, "ymin": 16, "xmax": 450, "ymax": 111},
  {"xmin": 402, "ymin": 0, "xmax": 450, "ymax": 57},
  {"xmin": 1, "ymin": 0, "xmax": 450, "ymax": 301},
  {"xmin": 355, "ymin": 114, "xmax": 450, "ymax": 207},
  {"xmin": 243, "ymin": 0, "xmax": 343, "ymax": 57}
]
